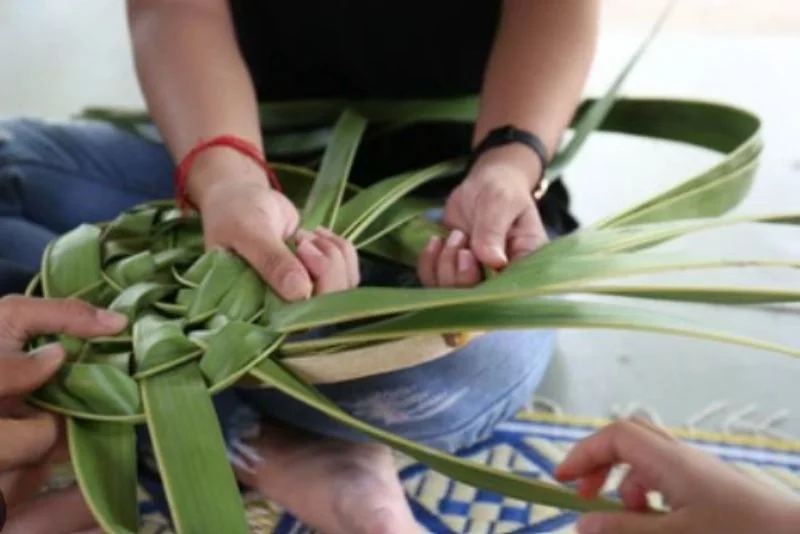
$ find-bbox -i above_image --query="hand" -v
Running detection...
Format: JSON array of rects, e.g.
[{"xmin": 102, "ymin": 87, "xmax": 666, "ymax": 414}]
[
  {"xmin": 554, "ymin": 418, "xmax": 800, "ymax": 534},
  {"xmin": 0, "ymin": 296, "xmax": 128, "ymax": 534},
  {"xmin": 294, "ymin": 227, "xmax": 360, "ymax": 294},
  {"xmin": 417, "ymin": 229, "xmax": 482, "ymax": 288},
  {"xmin": 441, "ymin": 149, "xmax": 549, "ymax": 271},
  {"xmin": 191, "ymin": 152, "xmax": 314, "ymax": 302}
]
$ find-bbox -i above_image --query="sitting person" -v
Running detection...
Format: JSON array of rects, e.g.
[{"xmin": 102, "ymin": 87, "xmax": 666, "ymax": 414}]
[{"xmin": 0, "ymin": 0, "xmax": 596, "ymax": 531}]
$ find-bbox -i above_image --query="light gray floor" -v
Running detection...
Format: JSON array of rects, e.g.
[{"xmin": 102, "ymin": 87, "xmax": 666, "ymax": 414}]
[{"xmin": 1, "ymin": 2, "xmax": 798, "ymax": 439}]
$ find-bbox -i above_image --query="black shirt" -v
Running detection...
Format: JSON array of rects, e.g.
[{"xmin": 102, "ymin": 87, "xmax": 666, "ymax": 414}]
[
  {"xmin": 228, "ymin": 0, "xmax": 500, "ymax": 100},
  {"xmin": 228, "ymin": 1, "xmax": 578, "ymax": 234}
]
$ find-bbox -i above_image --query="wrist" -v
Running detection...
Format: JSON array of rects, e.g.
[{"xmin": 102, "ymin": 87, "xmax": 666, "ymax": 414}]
[
  {"xmin": 468, "ymin": 143, "xmax": 544, "ymax": 191},
  {"xmin": 185, "ymin": 146, "xmax": 267, "ymax": 206}
]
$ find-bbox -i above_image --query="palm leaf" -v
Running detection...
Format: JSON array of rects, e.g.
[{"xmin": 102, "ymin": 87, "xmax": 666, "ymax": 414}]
[
  {"xmin": 269, "ymin": 252, "xmax": 800, "ymax": 333},
  {"xmin": 141, "ymin": 364, "xmax": 250, "ymax": 534},
  {"xmin": 548, "ymin": 0, "xmax": 677, "ymax": 174},
  {"xmin": 589, "ymin": 99, "xmax": 762, "ymax": 227},
  {"xmin": 280, "ymin": 296, "xmax": 800, "ymax": 358},
  {"xmin": 334, "ymin": 159, "xmax": 464, "ymax": 240},
  {"xmin": 249, "ymin": 358, "xmax": 623, "ymax": 513},
  {"xmin": 300, "ymin": 109, "xmax": 367, "ymax": 229},
  {"xmin": 67, "ymin": 419, "xmax": 138, "ymax": 534}
]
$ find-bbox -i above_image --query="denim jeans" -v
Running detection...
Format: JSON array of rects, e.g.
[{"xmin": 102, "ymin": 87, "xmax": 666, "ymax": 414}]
[{"xmin": 0, "ymin": 117, "xmax": 556, "ymax": 454}]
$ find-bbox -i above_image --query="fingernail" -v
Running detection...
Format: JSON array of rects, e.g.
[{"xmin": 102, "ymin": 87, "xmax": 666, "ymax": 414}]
[
  {"xmin": 446, "ymin": 229, "xmax": 465, "ymax": 247},
  {"xmin": 96, "ymin": 309, "xmax": 128, "ymax": 330},
  {"xmin": 297, "ymin": 238, "xmax": 323, "ymax": 258},
  {"xmin": 281, "ymin": 271, "xmax": 312, "ymax": 300},
  {"xmin": 231, "ymin": 439, "xmax": 265, "ymax": 465},
  {"xmin": 30, "ymin": 343, "xmax": 64, "ymax": 360},
  {"xmin": 457, "ymin": 250, "xmax": 472, "ymax": 273},
  {"xmin": 426, "ymin": 236, "xmax": 442, "ymax": 252},
  {"xmin": 491, "ymin": 245, "xmax": 508, "ymax": 264},
  {"xmin": 315, "ymin": 226, "xmax": 335, "ymax": 237},
  {"xmin": 226, "ymin": 446, "xmax": 255, "ymax": 474}
]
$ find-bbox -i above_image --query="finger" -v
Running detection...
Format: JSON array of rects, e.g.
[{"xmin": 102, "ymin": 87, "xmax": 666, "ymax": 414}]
[
  {"xmin": 4, "ymin": 485, "xmax": 95, "ymax": 534},
  {"xmin": 0, "ymin": 346, "xmax": 64, "ymax": 398},
  {"xmin": 571, "ymin": 419, "xmax": 672, "ymax": 504},
  {"xmin": 436, "ymin": 230, "xmax": 466, "ymax": 288},
  {"xmin": 576, "ymin": 511, "xmax": 675, "ymax": 534},
  {"xmin": 554, "ymin": 420, "xmax": 680, "ymax": 493},
  {"xmin": 0, "ymin": 413, "xmax": 59, "ymax": 472},
  {"xmin": 628, "ymin": 415, "xmax": 679, "ymax": 442},
  {"xmin": 455, "ymin": 249, "xmax": 482, "ymax": 287},
  {"xmin": 417, "ymin": 237, "xmax": 443, "ymax": 288},
  {"xmin": 313, "ymin": 235, "xmax": 351, "ymax": 293},
  {"xmin": 575, "ymin": 465, "xmax": 612, "ymax": 500},
  {"xmin": 469, "ymin": 192, "xmax": 520, "ymax": 269},
  {"xmin": 618, "ymin": 467, "xmax": 653, "ymax": 512},
  {"xmin": 315, "ymin": 227, "xmax": 360, "ymax": 287},
  {"xmin": 507, "ymin": 204, "xmax": 548, "ymax": 261},
  {"xmin": 0, "ymin": 296, "xmax": 127, "ymax": 350},
  {"xmin": 235, "ymin": 230, "xmax": 313, "ymax": 302},
  {"xmin": 297, "ymin": 234, "xmax": 350, "ymax": 294},
  {"xmin": 0, "ymin": 464, "xmax": 51, "ymax": 510}
]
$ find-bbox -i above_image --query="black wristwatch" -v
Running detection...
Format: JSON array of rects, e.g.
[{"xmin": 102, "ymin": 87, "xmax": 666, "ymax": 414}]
[{"xmin": 468, "ymin": 125, "xmax": 551, "ymax": 199}]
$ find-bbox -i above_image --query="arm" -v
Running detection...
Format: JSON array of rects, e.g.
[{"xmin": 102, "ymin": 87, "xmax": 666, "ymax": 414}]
[
  {"xmin": 474, "ymin": 0, "xmax": 599, "ymax": 185},
  {"xmin": 127, "ymin": 0, "xmax": 264, "ymax": 206},
  {"xmin": 126, "ymin": 0, "xmax": 314, "ymax": 301},
  {"xmin": 438, "ymin": 0, "xmax": 598, "ymax": 271}
]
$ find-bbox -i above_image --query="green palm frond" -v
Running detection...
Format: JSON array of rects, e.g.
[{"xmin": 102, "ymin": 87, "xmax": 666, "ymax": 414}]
[{"xmin": 30, "ymin": 7, "xmax": 800, "ymax": 532}]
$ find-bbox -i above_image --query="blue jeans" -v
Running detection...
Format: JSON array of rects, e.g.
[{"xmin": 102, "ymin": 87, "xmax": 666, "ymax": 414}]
[{"xmin": 0, "ymin": 117, "xmax": 556, "ymax": 454}]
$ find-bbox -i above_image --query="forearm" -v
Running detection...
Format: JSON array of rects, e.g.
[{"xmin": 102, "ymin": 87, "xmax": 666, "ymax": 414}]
[
  {"xmin": 474, "ymin": 0, "xmax": 599, "ymax": 183},
  {"xmin": 127, "ymin": 0, "xmax": 265, "ymax": 204}
]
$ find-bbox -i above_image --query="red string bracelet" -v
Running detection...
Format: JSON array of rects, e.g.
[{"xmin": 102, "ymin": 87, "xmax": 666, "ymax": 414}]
[{"xmin": 174, "ymin": 134, "xmax": 281, "ymax": 213}]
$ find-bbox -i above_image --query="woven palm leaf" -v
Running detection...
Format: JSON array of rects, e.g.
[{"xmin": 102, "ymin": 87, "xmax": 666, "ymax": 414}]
[{"xmin": 25, "ymin": 9, "xmax": 800, "ymax": 533}]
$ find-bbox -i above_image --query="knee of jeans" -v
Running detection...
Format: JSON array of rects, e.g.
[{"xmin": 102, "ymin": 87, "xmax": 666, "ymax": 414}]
[
  {"xmin": 398, "ymin": 330, "xmax": 557, "ymax": 452},
  {"xmin": 0, "ymin": 118, "xmax": 68, "ymax": 166},
  {"xmin": 238, "ymin": 330, "xmax": 555, "ymax": 452}
]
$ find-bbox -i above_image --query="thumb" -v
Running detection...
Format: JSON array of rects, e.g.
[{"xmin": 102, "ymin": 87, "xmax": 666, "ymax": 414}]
[
  {"xmin": 469, "ymin": 196, "xmax": 520, "ymax": 269},
  {"xmin": 0, "ymin": 344, "xmax": 65, "ymax": 398},
  {"xmin": 577, "ymin": 511, "xmax": 672, "ymax": 534},
  {"xmin": 236, "ymin": 233, "xmax": 313, "ymax": 302}
]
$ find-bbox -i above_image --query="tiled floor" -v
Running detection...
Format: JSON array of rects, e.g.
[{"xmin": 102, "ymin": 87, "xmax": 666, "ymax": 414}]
[{"xmin": 1, "ymin": 1, "xmax": 799, "ymax": 438}]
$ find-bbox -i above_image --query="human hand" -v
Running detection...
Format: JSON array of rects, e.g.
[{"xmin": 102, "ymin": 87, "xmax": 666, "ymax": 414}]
[
  {"xmin": 0, "ymin": 295, "xmax": 128, "ymax": 534},
  {"xmin": 440, "ymin": 148, "xmax": 549, "ymax": 272},
  {"xmin": 294, "ymin": 227, "xmax": 360, "ymax": 294},
  {"xmin": 417, "ymin": 229, "xmax": 482, "ymax": 288},
  {"xmin": 554, "ymin": 418, "xmax": 800, "ymax": 534},
  {"xmin": 189, "ymin": 151, "xmax": 314, "ymax": 302}
]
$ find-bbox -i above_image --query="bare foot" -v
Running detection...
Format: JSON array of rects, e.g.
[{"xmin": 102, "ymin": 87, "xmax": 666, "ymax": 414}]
[{"xmin": 228, "ymin": 423, "xmax": 421, "ymax": 534}]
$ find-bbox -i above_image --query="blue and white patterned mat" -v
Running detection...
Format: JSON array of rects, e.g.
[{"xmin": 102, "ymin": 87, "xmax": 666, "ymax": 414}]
[{"xmin": 140, "ymin": 412, "xmax": 800, "ymax": 533}]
